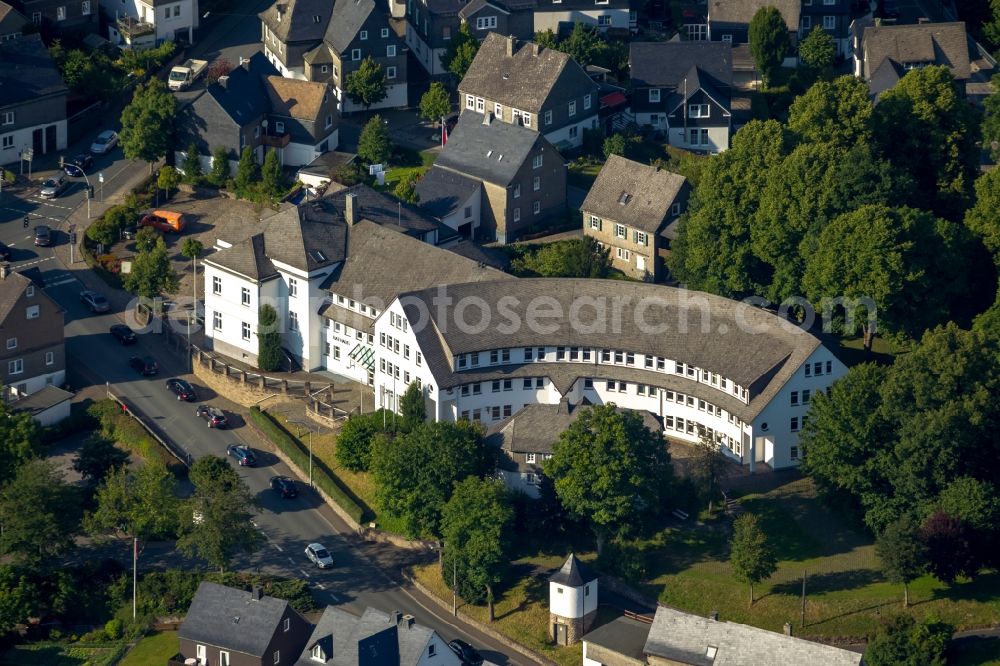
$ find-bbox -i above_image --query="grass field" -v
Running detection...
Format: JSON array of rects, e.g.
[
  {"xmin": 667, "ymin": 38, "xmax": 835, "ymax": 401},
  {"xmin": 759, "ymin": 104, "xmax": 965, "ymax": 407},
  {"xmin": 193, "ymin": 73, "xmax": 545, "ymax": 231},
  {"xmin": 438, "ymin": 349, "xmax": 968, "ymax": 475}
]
[
  {"xmin": 119, "ymin": 631, "xmax": 178, "ymax": 666},
  {"xmin": 271, "ymin": 413, "xmax": 408, "ymax": 535},
  {"xmin": 383, "ymin": 149, "xmax": 437, "ymax": 190},
  {"xmin": 0, "ymin": 642, "xmax": 124, "ymax": 666}
]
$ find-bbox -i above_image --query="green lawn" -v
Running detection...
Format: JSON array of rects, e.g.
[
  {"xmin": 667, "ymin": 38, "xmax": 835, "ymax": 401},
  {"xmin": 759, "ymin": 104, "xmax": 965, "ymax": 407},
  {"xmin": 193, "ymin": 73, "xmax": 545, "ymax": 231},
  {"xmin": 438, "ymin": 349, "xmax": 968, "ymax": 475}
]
[
  {"xmin": 119, "ymin": 631, "xmax": 178, "ymax": 666},
  {"xmin": 384, "ymin": 149, "xmax": 437, "ymax": 190},
  {"xmin": 567, "ymin": 160, "xmax": 602, "ymax": 190},
  {"xmin": 0, "ymin": 642, "xmax": 124, "ymax": 666}
]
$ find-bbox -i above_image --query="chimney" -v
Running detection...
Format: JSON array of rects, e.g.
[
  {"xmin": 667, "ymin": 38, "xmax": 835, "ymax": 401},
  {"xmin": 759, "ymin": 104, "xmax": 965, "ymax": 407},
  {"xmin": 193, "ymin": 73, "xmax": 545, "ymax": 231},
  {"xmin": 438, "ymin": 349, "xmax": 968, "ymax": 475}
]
[
  {"xmin": 345, "ymin": 191, "xmax": 358, "ymax": 226},
  {"xmin": 0, "ymin": 263, "xmax": 9, "ymax": 280},
  {"xmin": 709, "ymin": 611, "xmax": 719, "ymax": 621},
  {"xmin": 404, "ymin": 614, "xmax": 415, "ymax": 628},
  {"xmin": 482, "ymin": 111, "xmax": 493, "ymax": 125},
  {"xmin": 251, "ymin": 586, "xmax": 263, "ymax": 601},
  {"xmin": 783, "ymin": 622, "xmax": 793, "ymax": 636},
  {"xmin": 218, "ymin": 75, "xmax": 229, "ymax": 90},
  {"xmin": 531, "ymin": 42, "xmax": 540, "ymax": 57},
  {"xmin": 391, "ymin": 610, "xmax": 403, "ymax": 624},
  {"xmin": 506, "ymin": 35, "xmax": 515, "ymax": 57}
]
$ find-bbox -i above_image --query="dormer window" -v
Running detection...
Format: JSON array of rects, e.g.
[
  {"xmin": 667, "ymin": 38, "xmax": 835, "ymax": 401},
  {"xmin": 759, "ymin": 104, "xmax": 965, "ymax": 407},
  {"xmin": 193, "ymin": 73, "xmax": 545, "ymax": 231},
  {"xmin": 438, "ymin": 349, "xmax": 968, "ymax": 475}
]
[
  {"xmin": 360, "ymin": 30, "xmax": 368, "ymax": 40},
  {"xmin": 311, "ymin": 644, "xmax": 326, "ymax": 662},
  {"xmin": 313, "ymin": 14, "xmax": 321, "ymax": 22},
  {"xmin": 649, "ymin": 88, "xmax": 660, "ymax": 103},
  {"xmin": 706, "ymin": 646, "xmax": 718, "ymax": 659},
  {"xmin": 618, "ymin": 192, "xmax": 631, "ymax": 205}
]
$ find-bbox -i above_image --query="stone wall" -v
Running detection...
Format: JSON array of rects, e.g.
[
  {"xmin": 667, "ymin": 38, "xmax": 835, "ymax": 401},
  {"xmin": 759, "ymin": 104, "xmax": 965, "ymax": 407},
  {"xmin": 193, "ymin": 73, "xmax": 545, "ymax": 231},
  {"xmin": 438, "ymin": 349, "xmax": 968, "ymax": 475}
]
[
  {"xmin": 549, "ymin": 608, "xmax": 597, "ymax": 646},
  {"xmin": 192, "ymin": 358, "xmax": 276, "ymax": 407}
]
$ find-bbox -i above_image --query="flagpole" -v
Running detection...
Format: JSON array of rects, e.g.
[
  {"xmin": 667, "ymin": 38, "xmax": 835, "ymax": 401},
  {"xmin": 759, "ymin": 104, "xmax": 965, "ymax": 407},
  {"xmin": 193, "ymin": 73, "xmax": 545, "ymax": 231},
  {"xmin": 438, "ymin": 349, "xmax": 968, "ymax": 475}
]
[{"xmin": 133, "ymin": 537, "xmax": 138, "ymax": 620}]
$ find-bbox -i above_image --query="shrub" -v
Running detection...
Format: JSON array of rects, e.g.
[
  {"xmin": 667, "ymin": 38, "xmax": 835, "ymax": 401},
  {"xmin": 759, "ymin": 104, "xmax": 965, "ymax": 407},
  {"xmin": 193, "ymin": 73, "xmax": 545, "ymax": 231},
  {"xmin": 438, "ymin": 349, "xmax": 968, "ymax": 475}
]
[
  {"xmin": 104, "ymin": 618, "xmax": 124, "ymax": 640},
  {"xmin": 87, "ymin": 399, "xmax": 183, "ymax": 475}
]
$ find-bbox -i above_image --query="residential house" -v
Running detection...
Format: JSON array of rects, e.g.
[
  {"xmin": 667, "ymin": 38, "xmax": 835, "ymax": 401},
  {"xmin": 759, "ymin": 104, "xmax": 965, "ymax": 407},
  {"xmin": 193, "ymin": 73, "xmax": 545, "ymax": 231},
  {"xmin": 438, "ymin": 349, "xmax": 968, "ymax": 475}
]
[
  {"xmin": 174, "ymin": 582, "xmax": 312, "ymax": 666},
  {"xmin": 0, "ymin": 33, "xmax": 68, "ymax": 164},
  {"xmin": 629, "ymin": 41, "xmax": 733, "ymax": 152},
  {"xmin": 705, "ymin": 0, "xmax": 799, "ymax": 47},
  {"xmin": 294, "ymin": 607, "xmax": 461, "ymax": 666},
  {"xmin": 174, "ymin": 53, "xmax": 340, "ymax": 172},
  {"xmin": 458, "ymin": 32, "xmax": 600, "ymax": 149},
  {"xmin": 0, "ymin": 265, "xmax": 66, "ymax": 402},
  {"xmin": 853, "ymin": 20, "xmax": 972, "ymax": 98},
  {"xmin": 202, "ymin": 186, "xmax": 492, "ymax": 374},
  {"xmin": 102, "ymin": 0, "xmax": 198, "ymax": 49},
  {"xmin": 420, "ymin": 111, "xmax": 567, "ymax": 243},
  {"xmin": 375, "ymin": 277, "xmax": 847, "ymax": 470},
  {"xmin": 404, "ymin": 0, "xmax": 535, "ymax": 76},
  {"xmin": 0, "ymin": 1, "xmax": 28, "ymax": 40},
  {"xmin": 486, "ymin": 398, "xmax": 661, "ymax": 497},
  {"xmin": 259, "ymin": 0, "xmax": 408, "ymax": 112},
  {"xmin": 800, "ymin": 0, "xmax": 850, "ymax": 58},
  {"xmin": 18, "ymin": 0, "xmax": 97, "ymax": 34},
  {"xmin": 583, "ymin": 605, "xmax": 864, "ymax": 666},
  {"xmin": 532, "ymin": 0, "xmax": 632, "ymax": 34},
  {"xmin": 581, "ymin": 155, "xmax": 690, "ymax": 280},
  {"xmin": 10, "ymin": 384, "xmax": 72, "ymax": 426}
]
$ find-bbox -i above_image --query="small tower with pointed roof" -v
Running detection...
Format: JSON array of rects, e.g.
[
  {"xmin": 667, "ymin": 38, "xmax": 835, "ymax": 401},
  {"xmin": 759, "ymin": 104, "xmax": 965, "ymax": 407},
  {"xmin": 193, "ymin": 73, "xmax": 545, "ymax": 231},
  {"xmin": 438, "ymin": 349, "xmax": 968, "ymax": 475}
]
[{"xmin": 548, "ymin": 554, "xmax": 599, "ymax": 646}]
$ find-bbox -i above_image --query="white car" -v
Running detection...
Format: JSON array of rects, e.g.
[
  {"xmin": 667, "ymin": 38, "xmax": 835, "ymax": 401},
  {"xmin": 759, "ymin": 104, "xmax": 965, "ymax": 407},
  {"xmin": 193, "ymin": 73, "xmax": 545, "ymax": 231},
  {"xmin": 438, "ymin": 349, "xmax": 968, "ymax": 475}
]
[
  {"xmin": 305, "ymin": 543, "xmax": 334, "ymax": 568},
  {"xmin": 90, "ymin": 130, "xmax": 119, "ymax": 155}
]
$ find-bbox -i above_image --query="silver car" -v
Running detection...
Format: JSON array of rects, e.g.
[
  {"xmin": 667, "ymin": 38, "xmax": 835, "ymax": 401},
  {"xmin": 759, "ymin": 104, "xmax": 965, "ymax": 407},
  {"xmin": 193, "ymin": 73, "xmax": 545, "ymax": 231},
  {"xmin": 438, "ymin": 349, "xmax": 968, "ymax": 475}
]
[
  {"xmin": 305, "ymin": 543, "xmax": 334, "ymax": 568},
  {"xmin": 90, "ymin": 130, "xmax": 118, "ymax": 155},
  {"xmin": 39, "ymin": 175, "xmax": 69, "ymax": 198}
]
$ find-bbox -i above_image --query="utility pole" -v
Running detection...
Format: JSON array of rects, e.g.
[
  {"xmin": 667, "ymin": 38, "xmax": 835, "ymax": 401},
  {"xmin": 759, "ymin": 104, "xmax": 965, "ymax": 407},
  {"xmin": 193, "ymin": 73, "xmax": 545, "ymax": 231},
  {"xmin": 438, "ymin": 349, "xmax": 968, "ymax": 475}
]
[
  {"xmin": 133, "ymin": 537, "xmax": 138, "ymax": 620},
  {"xmin": 800, "ymin": 570, "xmax": 806, "ymax": 629},
  {"xmin": 452, "ymin": 556, "xmax": 457, "ymax": 617}
]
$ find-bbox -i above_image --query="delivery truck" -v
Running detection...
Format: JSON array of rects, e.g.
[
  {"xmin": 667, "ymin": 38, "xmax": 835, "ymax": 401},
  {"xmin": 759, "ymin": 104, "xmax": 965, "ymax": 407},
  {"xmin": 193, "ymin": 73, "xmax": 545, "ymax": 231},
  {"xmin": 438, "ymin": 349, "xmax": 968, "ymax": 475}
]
[{"xmin": 168, "ymin": 59, "xmax": 208, "ymax": 91}]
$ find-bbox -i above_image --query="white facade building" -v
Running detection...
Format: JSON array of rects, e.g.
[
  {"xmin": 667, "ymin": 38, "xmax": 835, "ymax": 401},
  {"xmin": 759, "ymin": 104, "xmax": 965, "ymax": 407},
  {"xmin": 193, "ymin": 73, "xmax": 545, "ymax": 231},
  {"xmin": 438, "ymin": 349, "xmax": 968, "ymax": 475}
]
[{"xmin": 104, "ymin": 0, "xmax": 199, "ymax": 47}]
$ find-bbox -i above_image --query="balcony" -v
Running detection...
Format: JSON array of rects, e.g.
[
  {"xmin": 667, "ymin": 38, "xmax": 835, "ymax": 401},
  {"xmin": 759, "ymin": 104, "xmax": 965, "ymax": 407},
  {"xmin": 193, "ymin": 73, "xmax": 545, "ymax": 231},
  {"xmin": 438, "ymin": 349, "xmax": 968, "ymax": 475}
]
[
  {"xmin": 117, "ymin": 15, "xmax": 155, "ymax": 38},
  {"xmin": 261, "ymin": 133, "xmax": 290, "ymax": 148}
]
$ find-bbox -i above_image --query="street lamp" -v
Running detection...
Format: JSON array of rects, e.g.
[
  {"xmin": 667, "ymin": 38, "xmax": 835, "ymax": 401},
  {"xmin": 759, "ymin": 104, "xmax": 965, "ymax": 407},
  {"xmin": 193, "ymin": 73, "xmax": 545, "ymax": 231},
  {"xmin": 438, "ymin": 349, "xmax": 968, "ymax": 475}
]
[{"xmin": 59, "ymin": 156, "xmax": 92, "ymax": 220}]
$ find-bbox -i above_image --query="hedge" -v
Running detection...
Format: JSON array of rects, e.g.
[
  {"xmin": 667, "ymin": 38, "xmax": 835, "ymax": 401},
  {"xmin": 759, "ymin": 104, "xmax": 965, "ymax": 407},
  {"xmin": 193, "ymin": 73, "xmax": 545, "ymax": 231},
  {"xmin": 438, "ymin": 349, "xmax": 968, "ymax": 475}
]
[
  {"xmin": 88, "ymin": 399, "xmax": 185, "ymax": 476},
  {"xmin": 249, "ymin": 407, "xmax": 367, "ymax": 524}
]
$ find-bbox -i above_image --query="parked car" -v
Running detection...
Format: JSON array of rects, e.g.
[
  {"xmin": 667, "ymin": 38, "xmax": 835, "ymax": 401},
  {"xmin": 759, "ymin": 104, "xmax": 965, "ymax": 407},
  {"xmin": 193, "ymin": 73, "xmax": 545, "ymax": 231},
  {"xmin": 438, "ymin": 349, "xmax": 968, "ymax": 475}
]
[
  {"xmin": 448, "ymin": 640, "xmax": 484, "ymax": 666},
  {"xmin": 128, "ymin": 355, "xmax": 159, "ymax": 376},
  {"xmin": 121, "ymin": 225, "xmax": 137, "ymax": 240},
  {"xmin": 227, "ymin": 444, "xmax": 256, "ymax": 466},
  {"xmin": 270, "ymin": 475, "xmax": 298, "ymax": 498},
  {"xmin": 166, "ymin": 378, "xmax": 197, "ymax": 401},
  {"xmin": 90, "ymin": 130, "xmax": 119, "ymax": 155},
  {"xmin": 63, "ymin": 154, "xmax": 93, "ymax": 177},
  {"xmin": 196, "ymin": 404, "xmax": 228, "ymax": 428},
  {"xmin": 0, "ymin": 242, "xmax": 11, "ymax": 261},
  {"xmin": 79, "ymin": 290, "xmax": 110, "ymax": 313},
  {"xmin": 39, "ymin": 175, "xmax": 69, "ymax": 199},
  {"xmin": 305, "ymin": 543, "xmax": 334, "ymax": 568},
  {"xmin": 139, "ymin": 210, "xmax": 187, "ymax": 233},
  {"xmin": 110, "ymin": 324, "xmax": 137, "ymax": 345},
  {"xmin": 33, "ymin": 226, "xmax": 52, "ymax": 247}
]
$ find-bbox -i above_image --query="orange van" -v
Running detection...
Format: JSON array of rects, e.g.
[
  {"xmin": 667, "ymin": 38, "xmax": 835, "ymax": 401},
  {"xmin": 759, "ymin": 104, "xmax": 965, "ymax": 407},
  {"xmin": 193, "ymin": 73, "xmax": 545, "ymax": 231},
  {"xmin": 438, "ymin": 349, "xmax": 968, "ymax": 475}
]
[{"xmin": 139, "ymin": 210, "xmax": 187, "ymax": 233}]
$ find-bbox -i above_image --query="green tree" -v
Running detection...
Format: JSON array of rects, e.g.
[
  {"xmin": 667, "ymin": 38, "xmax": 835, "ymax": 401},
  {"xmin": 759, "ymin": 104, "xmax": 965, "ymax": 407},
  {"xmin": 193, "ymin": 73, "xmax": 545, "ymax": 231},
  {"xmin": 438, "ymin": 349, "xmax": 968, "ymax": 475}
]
[
  {"xmin": 603, "ymin": 134, "xmax": 627, "ymax": 159},
  {"xmin": 560, "ymin": 22, "xmax": 607, "ymax": 68},
  {"xmin": 874, "ymin": 65, "xmax": 981, "ymax": 218},
  {"xmin": 443, "ymin": 22, "xmax": 480, "ymax": 80},
  {"xmin": 85, "ymin": 462, "xmax": 179, "ymax": 542},
  {"xmin": 864, "ymin": 615, "xmax": 951, "ymax": 666},
  {"xmin": 120, "ymin": 79, "xmax": 177, "ymax": 173},
  {"xmin": 181, "ymin": 143, "xmax": 204, "ymax": 184},
  {"xmin": 419, "ymin": 82, "xmax": 452, "ymax": 125},
  {"xmin": 441, "ymin": 477, "xmax": 513, "ymax": 622},
  {"xmin": 511, "ymin": 237, "xmax": 611, "ymax": 278},
  {"xmin": 533, "ymin": 29, "xmax": 560, "ymax": 50},
  {"xmin": 181, "ymin": 238, "xmax": 203, "ymax": 305},
  {"xmin": 157, "ymin": 165, "xmax": 179, "ymax": 206},
  {"xmin": 73, "ymin": 437, "xmax": 129, "ymax": 485},
  {"xmin": 177, "ymin": 456, "xmax": 262, "ymax": 572},
  {"xmin": 123, "ymin": 237, "xmax": 178, "ymax": 298},
  {"xmin": 920, "ymin": 510, "xmax": 979, "ymax": 584},
  {"xmin": 0, "ymin": 460, "xmax": 79, "ymax": 562},
  {"xmin": 399, "ymin": 382, "xmax": 426, "ymax": 432},
  {"xmin": 982, "ymin": 74, "xmax": 1000, "ymax": 161},
  {"xmin": 729, "ymin": 513, "xmax": 777, "ymax": 607},
  {"xmin": 234, "ymin": 146, "xmax": 259, "ymax": 198},
  {"xmin": 802, "ymin": 205, "xmax": 969, "ymax": 351},
  {"xmin": 689, "ymin": 436, "xmax": 729, "ymax": 512},
  {"xmin": 371, "ymin": 420, "xmax": 491, "ymax": 539},
  {"xmin": 543, "ymin": 405, "xmax": 673, "ymax": 554},
  {"xmin": 787, "ymin": 75, "xmax": 873, "ymax": 148},
  {"xmin": 798, "ymin": 25, "xmax": 836, "ymax": 79},
  {"xmin": 669, "ymin": 120, "xmax": 787, "ymax": 298},
  {"xmin": 964, "ymin": 167, "xmax": 1000, "ymax": 264},
  {"xmin": 748, "ymin": 6, "xmax": 791, "ymax": 87},
  {"xmin": 876, "ymin": 514, "xmax": 926, "ymax": 607},
  {"xmin": 210, "ymin": 146, "xmax": 230, "ymax": 186},
  {"xmin": 345, "ymin": 56, "xmax": 388, "ymax": 110},
  {"xmin": 261, "ymin": 150, "xmax": 283, "ymax": 199},
  {"xmin": 0, "ymin": 403, "xmax": 42, "ymax": 485},
  {"xmin": 334, "ymin": 410, "xmax": 392, "ymax": 471},
  {"xmin": 134, "ymin": 226, "xmax": 158, "ymax": 253},
  {"xmin": 358, "ymin": 116, "xmax": 392, "ymax": 167},
  {"xmin": 257, "ymin": 304, "xmax": 282, "ymax": 372},
  {"xmin": 393, "ymin": 174, "xmax": 420, "ymax": 204}
]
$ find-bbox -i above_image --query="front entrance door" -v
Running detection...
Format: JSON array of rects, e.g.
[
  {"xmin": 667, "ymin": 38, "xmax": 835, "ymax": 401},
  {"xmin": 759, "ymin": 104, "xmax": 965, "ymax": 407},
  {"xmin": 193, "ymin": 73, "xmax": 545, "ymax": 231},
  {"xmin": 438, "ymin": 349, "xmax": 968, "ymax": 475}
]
[
  {"xmin": 44, "ymin": 125, "xmax": 56, "ymax": 154},
  {"xmin": 554, "ymin": 623, "xmax": 567, "ymax": 646},
  {"xmin": 32, "ymin": 128, "xmax": 43, "ymax": 153}
]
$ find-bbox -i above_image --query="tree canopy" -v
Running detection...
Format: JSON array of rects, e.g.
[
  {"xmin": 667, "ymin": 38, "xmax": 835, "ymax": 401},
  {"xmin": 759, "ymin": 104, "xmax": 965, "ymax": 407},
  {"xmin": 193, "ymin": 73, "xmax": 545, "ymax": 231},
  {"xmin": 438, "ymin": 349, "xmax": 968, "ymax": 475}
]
[
  {"xmin": 864, "ymin": 616, "xmax": 952, "ymax": 666},
  {"xmin": 358, "ymin": 116, "xmax": 392, "ymax": 166},
  {"xmin": 399, "ymin": 382, "xmax": 426, "ymax": 432},
  {"xmin": 334, "ymin": 410, "xmax": 392, "ymax": 472},
  {"xmin": 787, "ymin": 76, "xmax": 873, "ymax": 149},
  {"xmin": 876, "ymin": 513, "xmax": 926, "ymax": 607},
  {"xmin": 748, "ymin": 6, "xmax": 790, "ymax": 86},
  {"xmin": 345, "ymin": 56, "xmax": 388, "ymax": 109},
  {"xmin": 257, "ymin": 304, "xmax": 282, "ymax": 371},
  {"xmin": 0, "ymin": 403, "xmax": 42, "ymax": 485},
  {"xmin": 120, "ymin": 80, "xmax": 177, "ymax": 170},
  {"xmin": 511, "ymin": 237, "xmax": 611, "ymax": 278},
  {"xmin": 85, "ymin": 462, "xmax": 179, "ymax": 542},
  {"xmin": 443, "ymin": 23, "xmax": 480, "ymax": 80},
  {"xmin": 0, "ymin": 460, "xmax": 79, "ymax": 563},
  {"xmin": 123, "ymin": 237, "xmax": 178, "ymax": 299},
  {"xmin": 419, "ymin": 82, "xmax": 452, "ymax": 125},
  {"xmin": 73, "ymin": 437, "xmax": 129, "ymax": 485},
  {"xmin": 543, "ymin": 405, "xmax": 673, "ymax": 553},
  {"xmin": 729, "ymin": 513, "xmax": 777, "ymax": 606},
  {"xmin": 798, "ymin": 26, "xmax": 836, "ymax": 79}
]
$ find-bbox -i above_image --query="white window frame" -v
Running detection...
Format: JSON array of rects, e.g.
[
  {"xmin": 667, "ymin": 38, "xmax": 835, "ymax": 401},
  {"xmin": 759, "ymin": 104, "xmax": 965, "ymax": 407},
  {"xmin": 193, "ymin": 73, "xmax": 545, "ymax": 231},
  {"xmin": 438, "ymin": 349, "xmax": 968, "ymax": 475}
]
[
  {"xmin": 288, "ymin": 278, "xmax": 298, "ymax": 297},
  {"xmin": 688, "ymin": 104, "xmax": 710, "ymax": 118},
  {"xmin": 387, "ymin": 45, "xmax": 396, "ymax": 57},
  {"xmin": 823, "ymin": 15, "xmax": 835, "ymax": 29},
  {"xmin": 589, "ymin": 215, "xmax": 601, "ymax": 230},
  {"xmin": 2, "ymin": 111, "xmax": 13, "ymax": 126},
  {"xmin": 275, "ymin": 121, "xmax": 285, "ymax": 133},
  {"xmin": 5, "ymin": 338, "xmax": 14, "ymax": 350},
  {"xmin": 475, "ymin": 97, "xmax": 484, "ymax": 112},
  {"xmin": 1, "ymin": 136, "xmax": 13, "ymax": 149},
  {"xmin": 532, "ymin": 154, "xmax": 542, "ymax": 169},
  {"xmin": 56, "ymin": 5, "xmax": 66, "ymax": 20},
  {"xmin": 568, "ymin": 100, "xmax": 576, "ymax": 116},
  {"xmin": 241, "ymin": 287, "xmax": 251, "ymax": 306},
  {"xmin": 8, "ymin": 359, "xmax": 22, "ymax": 375},
  {"xmin": 289, "ymin": 311, "xmax": 299, "ymax": 331},
  {"xmin": 213, "ymin": 276, "xmax": 222, "ymax": 295},
  {"xmin": 615, "ymin": 224, "xmax": 626, "ymax": 239},
  {"xmin": 476, "ymin": 15, "xmax": 497, "ymax": 30},
  {"xmin": 533, "ymin": 175, "xmax": 540, "ymax": 191},
  {"xmin": 213, "ymin": 312, "xmax": 223, "ymax": 331},
  {"xmin": 649, "ymin": 88, "xmax": 660, "ymax": 103},
  {"xmin": 351, "ymin": 48, "xmax": 361, "ymax": 60},
  {"xmin": 533, "ymin": 201, "xmax": 541, "ymax": 215},
  {"xmin": 598, "ymin": 14, "xmax": 611, "ymax": 26},
  {"xmin": 544, "ymin": 109, "xmax": 552, "ymax": 125},
  {"xmin": 242, "ymin": 322, "xmax": 251, "ymax": 341},
  {"xmin": 360, "ymin": 30, "xmax": 368, "ymax": 40},
  {"xmin": 801, "ymin": 15, "xmax": 811, "ymax": 29},
  {"xmin": 25, "ymin": 305, "xmax": 38, "ymax": 320},
  {"xmin": 466, "ymin": 94, "xmax": 476, "ymax": 110},
  {"xmin": 81, "ymin": 0, "xmax": 91, "ymax": 14},
  {"xmin": 513, "ymin": 207, "xmax": 521, "ymax": 222},
  {"xmin": 583, "ymin": 93, "xmax": 591, "ymax": 110},
  {"xmin": 387, "ymin": 66, "xmax": 397, "ymax": 79}
]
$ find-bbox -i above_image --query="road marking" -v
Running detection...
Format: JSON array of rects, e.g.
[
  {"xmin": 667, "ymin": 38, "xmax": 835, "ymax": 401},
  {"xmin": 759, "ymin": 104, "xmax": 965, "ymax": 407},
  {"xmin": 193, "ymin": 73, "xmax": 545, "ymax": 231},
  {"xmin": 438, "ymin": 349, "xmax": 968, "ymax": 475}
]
[
  {"xmin": 316, "ymin": 582, "xmax": 325, "ymax": 590},
  {"xmin": 1, "ymin": 207, "xmax": 64, "ymax": 223},
  {"xmin": 272, "ymin": 542, "xmax": 283, "ymax": 552},
  {"xmin": 13, "ymin": 257, "xmax": 54, "ymax": 269},
  {"xmin": 299, "ymin": 569, "xmax": 311, "ymax": 579},
  {"xmin": 45, "ymin": 276, "xmax": 77, "ymax": 288},
  {"xmin": 287, "ymin": 557, "xmax": 295, "ymax": 565},
  {"xmin": 26, "ymin": 198, "xmax": 75, "ymax": 210}
]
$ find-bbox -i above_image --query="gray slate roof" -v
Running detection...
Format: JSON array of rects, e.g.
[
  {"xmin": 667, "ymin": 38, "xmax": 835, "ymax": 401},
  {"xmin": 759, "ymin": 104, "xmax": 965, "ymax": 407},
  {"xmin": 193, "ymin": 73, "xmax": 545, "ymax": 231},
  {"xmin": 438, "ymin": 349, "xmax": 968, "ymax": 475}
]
[
  {"xmin": 0, "ymin": 33, "xmax": 68, "ymax": 108},
  {"xmin": 320, "ymin": 220, "xmax": 511, "ymax": 307},
  {"xmin": 549, "ymin": 554, "xmax": 598, "ymax": 586},
  {"xmin": 10, "ymin": 385, "xmax": 72, "ymax": 416},
  {"xmin": 323, "ymin": 185, "xmax": 454, "ymax": 240},
  {"xmin": 208, "ymin": 233, "xmax": 279, "ymax": 281},
  {"xmin": 583, "ymin": 616, "xmax": 652, "ymax": 664},
  {"xmin": 486, "ymin": 399, "xmax": 662, "ymax": 454},
  {"xmin": 643, "ymin": 606, "xmax": 863, "ymax": 666},
  {"xmin": 629, "ymin": 42, "xmax": 733, "ymax": 89},
  {"xmin": 434, "ymin": 112, "xmax": 554, "ymax": 186},
  {"xmin": 324, "ymin": 0, "xmax": 375, "ymax": 53},
  {"xmin": 458, "ymin": 32, "xmax": 598, "ymax": 113},
  {"xmin": 416, "ymin": 167, "xmax": 482, "ymax": 219},
  {"xmin": 398, "ymin": 279, "xmax": 822, "ymax": 421},
  {"xmin": 207, "ymin": 53, "xmax": 277, "ymax": 127},
  {"xmin": 708, "ymin": 0, "xmax": 799, "ymax": 29},
  {"xmin": 0, "ymin": 271, "xmax": 35, "ymax": 324},
  {"xmin": 259, "ymin": 0, "xmax": 330, "ymax": 43},
  {"xmin": 179, "ymin": 582, "xmax": 296, "ymax": 657},
  {"xmin": 861, "ymin": 21, "xmax": 971, "ymax": 82},
  {"xmin": 0, "ymin": 1, "xmax": 28, "ymax": 34},
  {"xmin": 446, "ymin": 240, "xmax": 512, "ymax": 271},
  {"xmin": 581, "ymin": 155, "xmax": 688, "ymax": 235}
]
